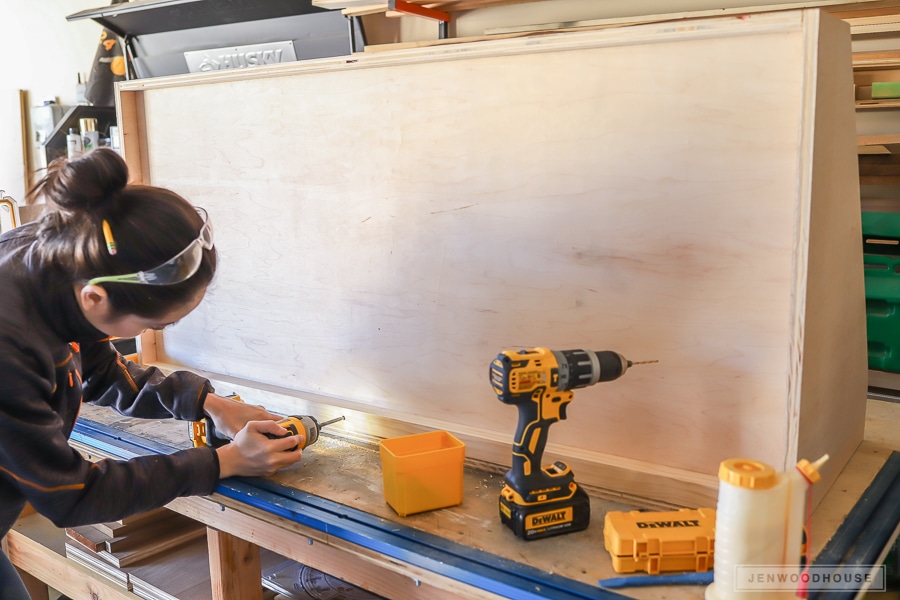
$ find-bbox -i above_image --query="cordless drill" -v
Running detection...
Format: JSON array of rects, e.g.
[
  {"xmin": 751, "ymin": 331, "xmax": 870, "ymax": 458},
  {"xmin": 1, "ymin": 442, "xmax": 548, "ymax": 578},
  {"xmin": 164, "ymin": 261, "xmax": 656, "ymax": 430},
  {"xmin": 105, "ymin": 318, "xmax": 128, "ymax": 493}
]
[
  {"xmin": 489, "ymin": 348, "xmax": 654, "ymax": 540},
  {"xmin": 190, "ymin": 394, "xmax": 344, "ymax": 450},
  {"xmin": 266, "ymin": 415, "xmax": 346, "ymax": 451}
]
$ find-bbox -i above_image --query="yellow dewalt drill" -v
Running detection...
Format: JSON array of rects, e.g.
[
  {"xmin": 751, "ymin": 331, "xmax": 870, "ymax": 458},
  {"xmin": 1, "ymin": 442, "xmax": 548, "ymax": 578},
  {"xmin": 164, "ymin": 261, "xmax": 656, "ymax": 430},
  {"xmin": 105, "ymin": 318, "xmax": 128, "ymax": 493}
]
[
  {"xmin": 489, "ymin": 347, "xmax": 655, "ymax": 541},
  {"xmin": 190, "ymin": 394, "xmax": 344, "ymax": 451}
]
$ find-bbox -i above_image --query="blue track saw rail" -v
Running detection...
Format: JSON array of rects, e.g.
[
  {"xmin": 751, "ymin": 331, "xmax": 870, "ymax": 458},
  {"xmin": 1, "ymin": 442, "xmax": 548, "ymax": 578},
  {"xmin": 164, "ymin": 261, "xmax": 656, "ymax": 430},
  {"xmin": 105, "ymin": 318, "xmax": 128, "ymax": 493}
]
[
  {"xmin": 809, "ymin": 451, "xmax": 900, "ymax": 600},
  {"xmin": 72, "ymin": 418, "xmax": 630, "ymax": 600}
]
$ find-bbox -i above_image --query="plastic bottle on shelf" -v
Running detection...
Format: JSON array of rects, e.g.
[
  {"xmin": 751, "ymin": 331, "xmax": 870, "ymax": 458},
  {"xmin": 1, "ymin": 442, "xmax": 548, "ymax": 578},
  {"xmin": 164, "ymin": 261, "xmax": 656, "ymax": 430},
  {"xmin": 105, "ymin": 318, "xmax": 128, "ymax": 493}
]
[
  {"xmin": 66, "ymin": 128, "xmax": 83, "ymax": 160},
  {"xmin": 80, "ymin": 118, "xmax": 99, "ymax": 153}
]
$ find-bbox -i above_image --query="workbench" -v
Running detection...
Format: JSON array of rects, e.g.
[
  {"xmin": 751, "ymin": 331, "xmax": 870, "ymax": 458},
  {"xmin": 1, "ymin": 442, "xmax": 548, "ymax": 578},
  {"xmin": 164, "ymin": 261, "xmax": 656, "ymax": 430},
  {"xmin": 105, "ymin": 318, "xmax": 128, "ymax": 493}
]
[{"xmin": 4, "ymin": 399, "xmax": 898, "ymax": 600}]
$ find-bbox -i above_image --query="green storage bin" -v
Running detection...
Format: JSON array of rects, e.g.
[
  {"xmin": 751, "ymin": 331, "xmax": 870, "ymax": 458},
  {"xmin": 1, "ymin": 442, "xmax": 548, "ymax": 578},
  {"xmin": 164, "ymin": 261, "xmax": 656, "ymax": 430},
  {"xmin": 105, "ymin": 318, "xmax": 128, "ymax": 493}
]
[{"xmin": 862, "ymin": 212, "xmax": 900, "ymax": 372}]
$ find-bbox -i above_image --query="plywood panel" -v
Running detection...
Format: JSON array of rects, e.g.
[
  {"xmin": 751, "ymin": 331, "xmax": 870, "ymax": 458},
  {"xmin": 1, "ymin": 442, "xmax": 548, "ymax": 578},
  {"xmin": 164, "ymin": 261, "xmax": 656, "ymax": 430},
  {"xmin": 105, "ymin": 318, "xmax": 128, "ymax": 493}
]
[
  {"xmin": 120, "ymin": 10, "xmax": 865, "ymax": 501},
  {"xmin": 795, "ymin": 11, "xmax": 867, "ymax": 493}
]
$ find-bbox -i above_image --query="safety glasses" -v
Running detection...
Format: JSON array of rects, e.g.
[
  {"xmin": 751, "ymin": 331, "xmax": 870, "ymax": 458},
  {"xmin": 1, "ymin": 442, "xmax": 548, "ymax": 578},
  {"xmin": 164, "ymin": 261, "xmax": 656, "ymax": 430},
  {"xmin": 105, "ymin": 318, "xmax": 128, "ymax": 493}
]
[{"xmin": 87, "ymin": 208, "xmax": 214, "ymax": 286}]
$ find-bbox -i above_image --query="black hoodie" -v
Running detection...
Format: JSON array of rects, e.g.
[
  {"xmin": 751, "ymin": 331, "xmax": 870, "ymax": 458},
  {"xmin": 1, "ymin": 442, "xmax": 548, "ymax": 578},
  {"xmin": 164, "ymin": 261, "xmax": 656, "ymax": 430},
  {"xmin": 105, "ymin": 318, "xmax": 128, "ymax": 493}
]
[{"xmin": 0, "ymin": 223, "xmax": 219, "ymax": 540}]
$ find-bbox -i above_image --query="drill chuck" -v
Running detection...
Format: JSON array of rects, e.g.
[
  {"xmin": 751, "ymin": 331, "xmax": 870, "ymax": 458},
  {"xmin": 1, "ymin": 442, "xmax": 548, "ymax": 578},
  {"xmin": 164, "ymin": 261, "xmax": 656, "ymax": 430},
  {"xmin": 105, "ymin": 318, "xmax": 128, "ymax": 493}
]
[
  {"xmin": 552, "ymin": 349, "xmax": 629, "ymax": 391},
  {"xmin": 268, "ymin": 415, "xmax": 345, "ymax": 451}
]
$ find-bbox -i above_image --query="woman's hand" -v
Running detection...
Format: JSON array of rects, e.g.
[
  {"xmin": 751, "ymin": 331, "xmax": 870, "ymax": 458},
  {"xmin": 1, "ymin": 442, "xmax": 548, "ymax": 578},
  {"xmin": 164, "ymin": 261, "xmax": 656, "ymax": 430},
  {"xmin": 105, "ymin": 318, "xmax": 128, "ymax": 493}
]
[
  {"xmin": 216, "ymin": 420, "xmax": 304, "ymax": 478},
  {"xmin": 203, "ymin": 393, "xmax": 283, "ymax": 440}
]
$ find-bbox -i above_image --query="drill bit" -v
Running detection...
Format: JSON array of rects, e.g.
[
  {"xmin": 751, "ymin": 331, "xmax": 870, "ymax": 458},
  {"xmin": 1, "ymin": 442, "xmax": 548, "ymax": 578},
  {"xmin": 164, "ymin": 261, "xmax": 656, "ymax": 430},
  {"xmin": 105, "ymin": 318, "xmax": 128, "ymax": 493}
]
[
  {"xmin": 318, "ymin": 416, "xmax": 346, "ymax": 428},
  {"xmin": 629, "ymin": 360, "xmax": 659, "ymax": 366}
]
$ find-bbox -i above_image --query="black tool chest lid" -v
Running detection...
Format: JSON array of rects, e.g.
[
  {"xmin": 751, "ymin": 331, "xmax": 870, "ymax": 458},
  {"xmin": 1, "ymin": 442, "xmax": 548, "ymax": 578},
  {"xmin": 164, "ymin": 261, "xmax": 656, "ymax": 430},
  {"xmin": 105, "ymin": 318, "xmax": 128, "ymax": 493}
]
[
  {"xmin": 65, "ymin": 0, "xmax": 362, "ymax": 79},
  {"xmin": 66, "ymin": 0, "xmax": 329, "ymax": 38}
]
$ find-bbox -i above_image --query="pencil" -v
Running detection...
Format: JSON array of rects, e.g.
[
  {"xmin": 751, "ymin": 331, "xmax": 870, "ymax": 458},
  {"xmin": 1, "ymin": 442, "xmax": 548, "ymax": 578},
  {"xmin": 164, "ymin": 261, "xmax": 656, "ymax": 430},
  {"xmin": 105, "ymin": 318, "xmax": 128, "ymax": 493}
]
[{"xmin": 102, "ymin": 219, "xmax": 117, "ymax": 255}]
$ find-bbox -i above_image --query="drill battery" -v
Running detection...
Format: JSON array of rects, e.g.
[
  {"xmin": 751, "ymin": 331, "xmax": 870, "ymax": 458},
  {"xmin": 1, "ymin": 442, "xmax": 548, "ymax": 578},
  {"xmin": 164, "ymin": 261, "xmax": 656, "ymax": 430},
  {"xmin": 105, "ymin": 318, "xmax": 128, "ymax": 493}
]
[
  {"xmin": 499, "ymin": 477, "xmax": 591, "ymax": 540},
  {"xmin": 603, "ymin": 508, "xmax": 716, "ymax": 574}
]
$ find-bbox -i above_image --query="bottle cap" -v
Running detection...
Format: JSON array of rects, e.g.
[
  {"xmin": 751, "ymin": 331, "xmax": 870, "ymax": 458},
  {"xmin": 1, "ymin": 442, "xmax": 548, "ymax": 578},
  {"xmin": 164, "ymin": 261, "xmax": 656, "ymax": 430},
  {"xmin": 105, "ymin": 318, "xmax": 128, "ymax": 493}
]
[
  {"xmin": 718, "ymin": 457, "xmax": 777, "ymax": 490},
  {"xmin": 796, "ymin": 454, "xmax": 829, "ymax": 484}
]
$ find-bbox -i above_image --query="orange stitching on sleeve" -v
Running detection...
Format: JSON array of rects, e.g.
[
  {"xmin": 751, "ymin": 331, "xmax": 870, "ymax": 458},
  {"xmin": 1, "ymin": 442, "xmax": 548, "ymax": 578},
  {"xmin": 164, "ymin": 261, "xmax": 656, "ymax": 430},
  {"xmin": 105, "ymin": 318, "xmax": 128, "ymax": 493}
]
[
  {"xmin": 74, "ymin": 369, "xmax": 82, "ymax": 386},
  {"xmin": 68, "ymin": 372, "xmax": 73, "ymax": 387},
  {"xmin": 55, "ymin": 352, "xmax": 73, "ymax": 368},
  {"xmin": 116, "ymin": 355, "xmax": 139, "ymax": 393},
  {"xmin": 0, "ymin": 465, "xmax": 86, "ymax": 492}
]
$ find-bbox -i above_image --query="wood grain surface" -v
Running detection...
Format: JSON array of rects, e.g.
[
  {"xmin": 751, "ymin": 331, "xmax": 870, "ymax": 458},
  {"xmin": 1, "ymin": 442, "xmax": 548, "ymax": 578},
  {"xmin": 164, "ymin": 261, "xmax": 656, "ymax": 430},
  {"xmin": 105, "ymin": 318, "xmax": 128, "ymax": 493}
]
[{"xmin": 118, "ymin": 10, "xmax": 865, "ymax": 505}]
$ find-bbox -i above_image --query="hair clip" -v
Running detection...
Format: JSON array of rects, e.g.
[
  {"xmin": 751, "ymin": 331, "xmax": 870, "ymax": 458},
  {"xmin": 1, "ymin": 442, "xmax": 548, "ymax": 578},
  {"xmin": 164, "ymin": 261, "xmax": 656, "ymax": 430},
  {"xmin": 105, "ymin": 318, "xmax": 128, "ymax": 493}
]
[{"xmin": 102, "ymin": 219, "xmax": 117, "ymax": 255}]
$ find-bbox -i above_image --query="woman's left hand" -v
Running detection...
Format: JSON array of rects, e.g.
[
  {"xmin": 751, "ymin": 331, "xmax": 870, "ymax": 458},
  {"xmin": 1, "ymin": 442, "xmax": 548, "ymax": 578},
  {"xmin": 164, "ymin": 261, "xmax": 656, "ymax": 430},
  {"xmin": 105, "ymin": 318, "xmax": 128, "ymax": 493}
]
[{"xmin": 203, "ymin": 393, "xmax": 283, "ymax": 440}]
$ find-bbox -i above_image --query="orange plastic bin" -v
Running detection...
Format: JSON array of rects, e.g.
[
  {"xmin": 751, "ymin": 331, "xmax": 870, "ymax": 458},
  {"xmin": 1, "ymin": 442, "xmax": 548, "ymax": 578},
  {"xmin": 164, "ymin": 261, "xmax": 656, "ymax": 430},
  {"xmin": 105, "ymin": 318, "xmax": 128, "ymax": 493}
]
[{"xmin": 379, "ymin": 430, "xmax": 465, "ymax": 517}]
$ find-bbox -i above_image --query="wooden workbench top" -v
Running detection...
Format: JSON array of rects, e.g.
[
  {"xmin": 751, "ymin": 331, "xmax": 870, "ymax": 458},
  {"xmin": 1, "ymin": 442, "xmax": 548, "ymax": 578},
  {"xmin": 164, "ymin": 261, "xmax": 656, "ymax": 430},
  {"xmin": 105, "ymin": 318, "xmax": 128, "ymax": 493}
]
[{"xmin": 72, "ymin": 398, "xmax": 899, "ymax": 599}]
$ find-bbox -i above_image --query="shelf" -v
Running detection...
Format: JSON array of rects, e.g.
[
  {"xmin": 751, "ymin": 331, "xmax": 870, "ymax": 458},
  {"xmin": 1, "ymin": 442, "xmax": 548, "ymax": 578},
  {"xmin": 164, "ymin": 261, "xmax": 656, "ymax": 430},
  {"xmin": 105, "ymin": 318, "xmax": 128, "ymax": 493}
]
[
  {"xmin": 858, "ymin": 99, "xmax": 900, "ymax": 110},
  {"xmin": 6, "ymin": 514, "xmax": 139, "ymax": 600}
]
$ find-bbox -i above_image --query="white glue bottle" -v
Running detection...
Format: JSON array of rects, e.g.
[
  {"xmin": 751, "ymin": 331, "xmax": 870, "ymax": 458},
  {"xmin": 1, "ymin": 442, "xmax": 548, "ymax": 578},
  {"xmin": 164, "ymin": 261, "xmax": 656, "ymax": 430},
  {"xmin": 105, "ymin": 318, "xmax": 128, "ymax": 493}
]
[
  {"xmin": 66, "ymin": 128, "xmax": 83, "ymax": 160},
  {"xmin": 705, "ymin": 455, "xmax": 828, "ymax": 600}
]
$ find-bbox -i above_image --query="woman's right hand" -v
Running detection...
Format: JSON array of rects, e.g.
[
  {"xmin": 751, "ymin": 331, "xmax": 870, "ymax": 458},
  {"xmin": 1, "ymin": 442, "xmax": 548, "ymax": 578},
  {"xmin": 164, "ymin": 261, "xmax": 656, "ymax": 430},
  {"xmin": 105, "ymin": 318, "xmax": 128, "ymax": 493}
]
[{"xmin": 215, "ymin": 420, "xmax": 304, "ymax": 478}]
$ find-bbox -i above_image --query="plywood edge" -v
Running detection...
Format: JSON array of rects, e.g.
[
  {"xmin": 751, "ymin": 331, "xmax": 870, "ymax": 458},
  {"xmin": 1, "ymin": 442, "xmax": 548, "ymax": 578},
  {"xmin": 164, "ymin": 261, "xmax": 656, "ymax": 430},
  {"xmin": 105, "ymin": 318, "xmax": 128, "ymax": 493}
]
[
  {"xmin": 115, "ymin": 10, "xmax": 806, "ymax": 94},
  {"xmin": 783, "ymin": 6, "xmax": 823, "ymax": 476},
  {"xmin": 115, "ymin": 88, "xmax": 149, "ymax": 185},
  {"xmin": 148, "ymin": 361, "xmax": 718, "ymax": 506},
  {"xmin": 481, "ymin": 0, "xmax": 900, "ymax": 35},
  {"xmin": 795, "ymin": 10, "xmax": 867, "ymax": 504},
  {"xmin": 137, "ymin": 330, "xmax": 158, "ymax": 365},
  {"xmin": 829, "ymin": 1, "xmax": 900, "ymax": 19},
  {"xmin": 859, "ymin": 133, "xmax": 900, "ymax": 147}
]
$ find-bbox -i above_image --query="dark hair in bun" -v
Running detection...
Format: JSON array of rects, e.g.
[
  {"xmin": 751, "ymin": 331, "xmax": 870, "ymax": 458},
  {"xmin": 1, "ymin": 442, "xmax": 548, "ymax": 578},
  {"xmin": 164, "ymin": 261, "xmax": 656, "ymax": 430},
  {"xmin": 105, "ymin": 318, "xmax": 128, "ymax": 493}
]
[
  {"xmin": 26, "ymin": 148, "xmax": 216, "ymax": 319},
  {"xmin": 30, "ymin": 147, "xmax": 128, "ymax": 215}
]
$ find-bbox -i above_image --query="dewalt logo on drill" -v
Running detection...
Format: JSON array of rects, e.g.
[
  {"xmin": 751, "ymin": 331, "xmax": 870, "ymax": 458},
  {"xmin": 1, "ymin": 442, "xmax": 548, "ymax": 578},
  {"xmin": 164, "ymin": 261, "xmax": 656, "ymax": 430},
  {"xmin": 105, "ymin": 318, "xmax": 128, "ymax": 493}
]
[{"xmin": 526, "ymin": 507, "xmax": 573, "ymax": 530}]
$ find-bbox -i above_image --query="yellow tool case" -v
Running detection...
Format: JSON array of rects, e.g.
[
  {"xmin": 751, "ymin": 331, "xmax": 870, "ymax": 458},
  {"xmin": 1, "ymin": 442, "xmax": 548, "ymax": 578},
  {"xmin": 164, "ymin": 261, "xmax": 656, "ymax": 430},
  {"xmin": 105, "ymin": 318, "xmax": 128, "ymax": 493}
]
[{"xmin": 603, "ymin": 508, "xmax": 716, "ymax": 574}]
